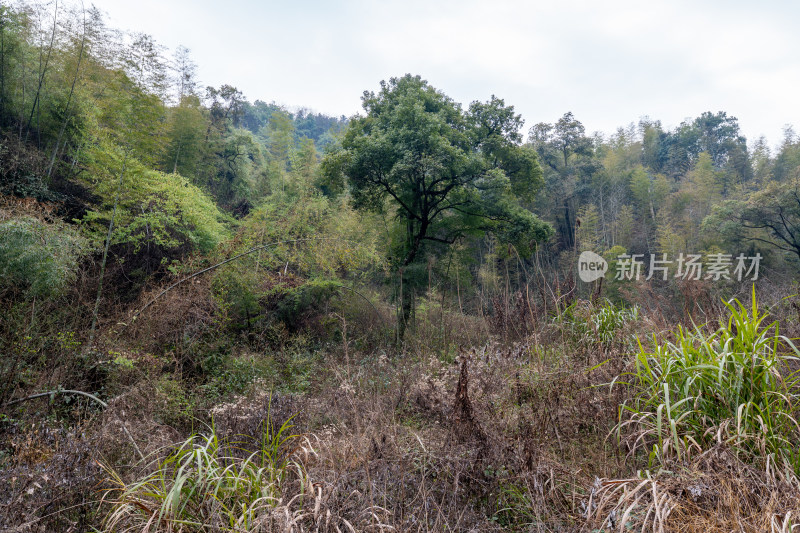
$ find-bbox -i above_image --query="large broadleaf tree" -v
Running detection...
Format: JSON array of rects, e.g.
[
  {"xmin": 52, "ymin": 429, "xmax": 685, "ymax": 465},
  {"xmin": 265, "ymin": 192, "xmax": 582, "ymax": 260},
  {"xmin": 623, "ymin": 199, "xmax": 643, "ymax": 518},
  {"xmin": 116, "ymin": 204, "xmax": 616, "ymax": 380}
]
[{"xmin": 322, "ymin": 74, "xmax": 552, "ymax": 337}]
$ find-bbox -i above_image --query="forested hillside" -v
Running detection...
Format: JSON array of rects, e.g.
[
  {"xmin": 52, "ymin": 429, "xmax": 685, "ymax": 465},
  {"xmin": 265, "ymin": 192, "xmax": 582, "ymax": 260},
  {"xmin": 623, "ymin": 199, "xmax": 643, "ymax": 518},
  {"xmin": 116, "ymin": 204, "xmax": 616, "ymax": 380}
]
[{"xmin": 1, "ymin": 2, "xmax": 799, "ymax": 532}]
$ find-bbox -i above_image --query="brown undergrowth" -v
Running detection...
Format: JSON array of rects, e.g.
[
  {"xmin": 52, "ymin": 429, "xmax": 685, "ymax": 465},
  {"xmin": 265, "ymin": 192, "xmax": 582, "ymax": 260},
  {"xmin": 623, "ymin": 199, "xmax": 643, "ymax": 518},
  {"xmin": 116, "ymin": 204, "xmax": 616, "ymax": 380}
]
[{"xmin": 2, "ymin": 295, "xmax": 798, "ymax": 532}]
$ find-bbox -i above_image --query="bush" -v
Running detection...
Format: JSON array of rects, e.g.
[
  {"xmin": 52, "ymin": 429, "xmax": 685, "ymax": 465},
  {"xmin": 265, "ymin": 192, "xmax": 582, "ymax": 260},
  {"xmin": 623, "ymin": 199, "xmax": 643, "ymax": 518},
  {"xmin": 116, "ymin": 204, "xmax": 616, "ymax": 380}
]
[
  {"xmin": 556, "ymin": 299, "xmax": 639, "ymax": 348},
  {"xmin": 273, "ymin": 279, "xmax": 341, "ymax": 329},
  {"xmin": 0, "ymin": 217, "xmax": 87, "ymax": 298},
  {"xmin": 81, "ymin": 140, "xmax": 230, "ymax": 254},
  {"xmin": 619, "ymin": 288, "xmax": 800, "ymax": 478}
]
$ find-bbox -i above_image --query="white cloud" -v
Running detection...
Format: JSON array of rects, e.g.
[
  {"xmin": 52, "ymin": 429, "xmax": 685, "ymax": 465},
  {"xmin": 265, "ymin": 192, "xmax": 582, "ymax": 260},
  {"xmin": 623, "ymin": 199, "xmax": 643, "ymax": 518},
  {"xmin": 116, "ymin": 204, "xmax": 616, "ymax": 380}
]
[{"xmin": 87, "ymin": 0, "xmax": 800, "ymax": 145}]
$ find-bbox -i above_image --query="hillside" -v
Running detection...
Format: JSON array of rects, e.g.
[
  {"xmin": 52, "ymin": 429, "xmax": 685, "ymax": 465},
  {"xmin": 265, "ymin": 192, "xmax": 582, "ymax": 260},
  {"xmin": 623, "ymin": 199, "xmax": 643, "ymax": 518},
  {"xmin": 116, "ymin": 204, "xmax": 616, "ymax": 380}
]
[{"xmin": 1, "ymin": 2, "xmax": 799, "ymax": 532}]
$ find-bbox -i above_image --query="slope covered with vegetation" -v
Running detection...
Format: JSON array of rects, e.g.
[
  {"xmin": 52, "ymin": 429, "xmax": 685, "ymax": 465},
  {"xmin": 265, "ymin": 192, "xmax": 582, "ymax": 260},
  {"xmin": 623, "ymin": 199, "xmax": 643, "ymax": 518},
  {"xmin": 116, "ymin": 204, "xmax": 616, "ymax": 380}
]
[{"xmin": 1, "ymin": 2, "xmax": 799, "ymax": 532}]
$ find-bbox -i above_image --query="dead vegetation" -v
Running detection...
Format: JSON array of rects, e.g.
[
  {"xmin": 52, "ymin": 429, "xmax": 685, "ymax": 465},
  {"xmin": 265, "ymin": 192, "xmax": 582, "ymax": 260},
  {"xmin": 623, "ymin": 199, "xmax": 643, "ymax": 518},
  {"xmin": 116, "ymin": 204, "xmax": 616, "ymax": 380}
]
[{"xmin": 1, "ymin": 280, "xmax": 799, "ymax": 532}]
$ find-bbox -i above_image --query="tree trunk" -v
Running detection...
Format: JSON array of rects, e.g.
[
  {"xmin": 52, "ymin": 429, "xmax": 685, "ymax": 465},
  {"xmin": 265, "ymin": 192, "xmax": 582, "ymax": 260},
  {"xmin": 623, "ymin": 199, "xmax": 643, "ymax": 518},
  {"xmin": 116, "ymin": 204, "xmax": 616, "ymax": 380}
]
[
  {"xmin": 173, "ymin": 141, "xmax": 181, "ymax": 173},
  {"xmin": 26, "ymin": 0, "xmax": 58, "ymax": 138},
  {"xmin": 0, "ymin": 8, "xmax": 6, "ymax": 124},
  {"xmin": 47, "ymin": 3, "xmax": 86, "ymax": 179},
  {"xmin": 396, "ymin": 212, "xmax": 428, "ymax": 342},
  {"xmin": 563, "ymin": 198, "xmax": 574, "ymax": 249},
  {"xmin": 88, "ymin": 152, "xmax": 127, "ymax": 349},
  {"xmin": 397, "ymin": 268, "xmax": 415, "ymax": 343}
]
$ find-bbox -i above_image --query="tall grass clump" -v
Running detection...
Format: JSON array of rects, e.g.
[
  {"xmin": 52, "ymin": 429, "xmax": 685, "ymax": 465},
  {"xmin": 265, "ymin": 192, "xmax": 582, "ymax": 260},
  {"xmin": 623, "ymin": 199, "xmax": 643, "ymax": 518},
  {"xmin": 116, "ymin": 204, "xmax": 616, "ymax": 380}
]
[
  {"xmin": 619, "ymin": 288, "xmax": 800, "ymax": 480},
  {"xmin": 99, "ymin": 416, "xmax": 312, "ymax": 532},
  {"xmin": 555, "ymin": 299, "xmax": 639, "ymax": 347}
]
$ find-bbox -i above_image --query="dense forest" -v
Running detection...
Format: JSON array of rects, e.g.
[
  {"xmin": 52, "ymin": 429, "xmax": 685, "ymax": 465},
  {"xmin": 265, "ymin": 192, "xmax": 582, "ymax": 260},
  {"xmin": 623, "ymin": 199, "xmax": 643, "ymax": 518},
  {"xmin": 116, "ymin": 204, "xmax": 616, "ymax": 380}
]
[{"xmin": 1, "ymin": 2, "xmax": 799, "ymax": 532}]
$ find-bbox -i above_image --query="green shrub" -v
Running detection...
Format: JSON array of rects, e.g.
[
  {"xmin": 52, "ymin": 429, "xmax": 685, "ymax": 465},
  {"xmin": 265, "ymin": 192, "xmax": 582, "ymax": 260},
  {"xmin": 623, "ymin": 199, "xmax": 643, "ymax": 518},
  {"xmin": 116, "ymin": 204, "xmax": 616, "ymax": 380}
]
[
  {"xmin": 619, "ymin": 288, "xmax": 800, "ymax": 478},
  {"xmin": 241, "ymin": 192, "xmax": 384, "ymax": 279},
  {"xmin": 0, "ymin": 138, "xmax": 59, "ymax": 201},
  {"xmin": 0, "ymin": 217, "xmax": 87, "ymax": 298},
  {"xmin": 556, "ymin": 299, "xmax": 639, "ymax": 347},
  {"xmin": 81, "ymin": 139, "xmax": 230, "ymax": 254},
  {"xmin": 154, "ymin": 377, "xmax": 197, "ymax": 428},
  {"xmin": 273, "ymin": 279, "xmax": 340, "ymax": 328},
  {"xmin": 211, "ymin": 268, "xmax": 263, "ymax": 332}
]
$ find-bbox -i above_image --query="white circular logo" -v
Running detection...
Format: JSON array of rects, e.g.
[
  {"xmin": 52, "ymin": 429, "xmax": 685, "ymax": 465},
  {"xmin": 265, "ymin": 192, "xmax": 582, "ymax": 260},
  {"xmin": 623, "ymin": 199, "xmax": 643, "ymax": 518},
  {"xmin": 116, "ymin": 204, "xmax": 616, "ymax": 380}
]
[{"xmin": 578, "ymin": 251, "xmax": 608, "ymax": 282}]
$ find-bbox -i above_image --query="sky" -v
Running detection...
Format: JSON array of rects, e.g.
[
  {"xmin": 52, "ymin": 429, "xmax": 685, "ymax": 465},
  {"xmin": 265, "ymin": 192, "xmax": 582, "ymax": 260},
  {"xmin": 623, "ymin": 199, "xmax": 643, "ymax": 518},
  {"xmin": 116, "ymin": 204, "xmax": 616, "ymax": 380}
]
[{"xmin": 87, "ymin": 0, "xmax": 800, "ymax": 146}]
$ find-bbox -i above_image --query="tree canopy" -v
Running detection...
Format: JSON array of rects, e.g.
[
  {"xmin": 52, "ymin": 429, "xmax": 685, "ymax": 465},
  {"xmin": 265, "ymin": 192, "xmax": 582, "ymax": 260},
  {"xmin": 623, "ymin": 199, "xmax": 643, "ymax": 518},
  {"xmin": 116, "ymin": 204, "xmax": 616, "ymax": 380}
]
[{"xmin": 323, "ymin": 75, "xmax": 551, "ymax": 269}]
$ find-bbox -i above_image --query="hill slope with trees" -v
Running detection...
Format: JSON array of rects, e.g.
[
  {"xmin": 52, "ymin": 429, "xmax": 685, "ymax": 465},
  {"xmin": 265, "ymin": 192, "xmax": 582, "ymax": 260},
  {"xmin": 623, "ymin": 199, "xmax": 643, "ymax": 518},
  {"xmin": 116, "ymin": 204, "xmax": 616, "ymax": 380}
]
[{"xmin": 1, "ymin": 2, "xmax": 799, "ymax": 531}]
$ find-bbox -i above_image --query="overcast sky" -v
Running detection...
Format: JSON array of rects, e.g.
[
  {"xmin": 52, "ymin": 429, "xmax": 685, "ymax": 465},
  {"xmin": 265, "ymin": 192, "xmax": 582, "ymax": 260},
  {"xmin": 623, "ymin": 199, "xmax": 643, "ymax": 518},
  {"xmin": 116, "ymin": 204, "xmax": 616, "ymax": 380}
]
[{"xmin": 87, "ymin": 0, "xmax": 799, "ymax": 146}]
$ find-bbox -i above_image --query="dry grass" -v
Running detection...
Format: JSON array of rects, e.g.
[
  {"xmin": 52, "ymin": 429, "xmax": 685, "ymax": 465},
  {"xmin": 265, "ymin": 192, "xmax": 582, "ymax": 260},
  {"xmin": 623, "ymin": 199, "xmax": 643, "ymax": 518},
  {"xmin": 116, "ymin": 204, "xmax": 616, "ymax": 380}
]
[
  {"xmin": 586, "ymin": 447, "xmax": 800, "ymax": 533},
  {"xmin": 0, "ymin": 192, "xmax": 58, "ymax": 222},
  {"xmin": 123, "ymin": 267, "xmax": 219, "ymax": 357},
  {"xmin": 3, "ymin": 291, "xmax": 799, "ymax": 532}
]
